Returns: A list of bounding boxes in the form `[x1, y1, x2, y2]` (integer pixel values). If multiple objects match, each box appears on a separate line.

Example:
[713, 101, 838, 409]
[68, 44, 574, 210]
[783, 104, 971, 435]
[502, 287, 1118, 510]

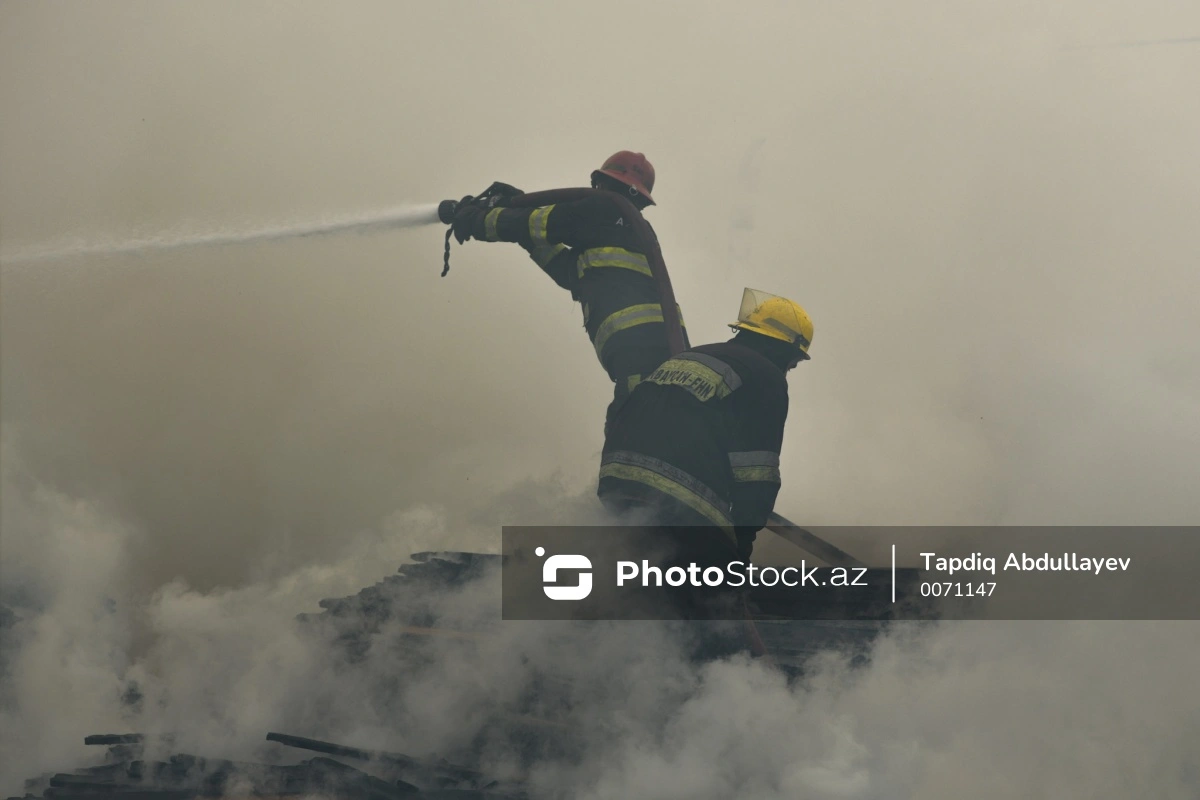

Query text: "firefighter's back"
[597, 340, 787, 535]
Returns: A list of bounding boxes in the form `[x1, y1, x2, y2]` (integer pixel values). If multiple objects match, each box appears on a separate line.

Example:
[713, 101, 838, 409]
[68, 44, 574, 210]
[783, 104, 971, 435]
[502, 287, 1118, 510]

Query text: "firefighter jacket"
[597, 340, 788, 549]
[468, 194, 689, 404]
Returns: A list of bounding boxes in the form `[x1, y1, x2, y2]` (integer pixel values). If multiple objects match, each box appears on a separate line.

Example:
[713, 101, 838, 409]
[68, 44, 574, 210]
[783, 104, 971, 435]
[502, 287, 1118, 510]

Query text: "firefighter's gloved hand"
[735, 527, 758, 562]
[451, 202, 486, 244]
[483, 181, 523, 202]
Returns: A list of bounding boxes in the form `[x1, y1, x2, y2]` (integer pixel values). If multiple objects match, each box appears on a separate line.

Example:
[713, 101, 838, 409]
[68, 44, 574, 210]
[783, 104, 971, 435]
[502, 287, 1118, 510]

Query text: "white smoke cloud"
[5, 436, 1199, 796]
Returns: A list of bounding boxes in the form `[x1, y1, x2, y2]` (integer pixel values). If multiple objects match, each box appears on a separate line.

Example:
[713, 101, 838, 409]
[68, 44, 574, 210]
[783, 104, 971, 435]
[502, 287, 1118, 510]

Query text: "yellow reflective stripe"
[530, 243, 568, 267]
[576, 247, 653, 279]
[626, 374, 643, 393]
[529, 205, 554, 246]
[732, 466, 781, 483]
[484, 208, 504, 241]
[599, 463, 735, 538]
[593, 304, 664, 359]
[645, 355, 737, 402]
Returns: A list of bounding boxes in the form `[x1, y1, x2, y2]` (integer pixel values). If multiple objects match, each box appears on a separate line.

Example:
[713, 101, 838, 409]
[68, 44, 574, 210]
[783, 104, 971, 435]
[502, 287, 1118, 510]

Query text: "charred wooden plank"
[83, 735, 143, 746]
[266, 733, 485, 786]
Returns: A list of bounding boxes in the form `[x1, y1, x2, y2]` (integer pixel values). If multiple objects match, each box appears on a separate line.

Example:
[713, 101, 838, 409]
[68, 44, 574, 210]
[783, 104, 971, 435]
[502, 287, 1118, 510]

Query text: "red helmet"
[591, 151, 656, 205]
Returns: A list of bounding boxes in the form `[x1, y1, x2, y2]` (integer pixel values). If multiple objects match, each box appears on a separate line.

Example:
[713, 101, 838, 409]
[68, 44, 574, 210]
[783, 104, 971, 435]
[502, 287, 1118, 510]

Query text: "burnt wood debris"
[6, 551, 892, 799]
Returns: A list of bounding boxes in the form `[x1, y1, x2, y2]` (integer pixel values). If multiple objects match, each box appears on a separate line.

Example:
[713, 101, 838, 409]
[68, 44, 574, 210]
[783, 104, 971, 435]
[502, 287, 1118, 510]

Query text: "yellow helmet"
[728, 288, 814, 360]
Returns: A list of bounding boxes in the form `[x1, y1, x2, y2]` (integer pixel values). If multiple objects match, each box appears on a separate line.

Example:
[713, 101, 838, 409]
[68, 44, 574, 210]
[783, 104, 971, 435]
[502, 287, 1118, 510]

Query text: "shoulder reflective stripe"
[627, 374, 643, 393]
[529, 205, 555, 246]
[593, 304, 664, 359]
[530, 242, 568, 267]
[484, 208, 504, 241]
[728, 451, 780, 468]
[676, 352, 742, 392]
[645, 355, 736, 403]
[600, 451, 734, 534]
[576, 247, 653, 279]
[732, 466, 782, 483]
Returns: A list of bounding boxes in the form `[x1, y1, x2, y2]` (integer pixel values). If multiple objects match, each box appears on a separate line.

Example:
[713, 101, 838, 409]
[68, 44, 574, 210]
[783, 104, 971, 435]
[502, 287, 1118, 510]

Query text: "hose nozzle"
[437, 198, 461, 225]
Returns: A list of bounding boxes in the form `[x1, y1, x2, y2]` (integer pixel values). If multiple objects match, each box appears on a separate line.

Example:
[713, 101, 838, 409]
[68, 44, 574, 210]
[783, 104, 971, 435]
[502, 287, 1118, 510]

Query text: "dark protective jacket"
[597, 339, 789, 552]
[467, 193, 690, 427]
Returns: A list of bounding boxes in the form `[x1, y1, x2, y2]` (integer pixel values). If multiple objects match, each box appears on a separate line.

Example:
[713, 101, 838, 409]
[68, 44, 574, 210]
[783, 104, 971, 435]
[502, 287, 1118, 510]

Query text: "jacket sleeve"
[470, 197, 597, 250]
[727, 386, 788, 532]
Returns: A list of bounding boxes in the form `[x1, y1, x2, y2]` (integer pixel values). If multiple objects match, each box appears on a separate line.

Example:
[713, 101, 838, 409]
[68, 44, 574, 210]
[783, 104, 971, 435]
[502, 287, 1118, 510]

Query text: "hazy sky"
[2, 3, 1199, 794]
[4, 1, 1197, 588]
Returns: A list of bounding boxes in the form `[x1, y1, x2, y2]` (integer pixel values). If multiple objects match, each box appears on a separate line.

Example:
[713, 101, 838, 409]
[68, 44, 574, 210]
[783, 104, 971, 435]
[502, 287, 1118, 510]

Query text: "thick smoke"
[3, 1, 1200, 796]
[6, 452, 1199, 796]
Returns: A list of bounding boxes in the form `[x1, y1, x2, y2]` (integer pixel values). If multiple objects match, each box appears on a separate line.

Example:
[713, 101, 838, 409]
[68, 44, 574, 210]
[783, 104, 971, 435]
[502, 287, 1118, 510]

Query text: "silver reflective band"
[728, 451, 780, 468]
[676, 352, 742, 392]
[601, 450, 732, 519]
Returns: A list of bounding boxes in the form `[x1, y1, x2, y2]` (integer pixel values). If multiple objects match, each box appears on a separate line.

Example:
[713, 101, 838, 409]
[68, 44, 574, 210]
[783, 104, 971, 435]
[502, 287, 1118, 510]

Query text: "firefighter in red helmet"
[451, 151, 688, 435]
[591, 150, 657, 207]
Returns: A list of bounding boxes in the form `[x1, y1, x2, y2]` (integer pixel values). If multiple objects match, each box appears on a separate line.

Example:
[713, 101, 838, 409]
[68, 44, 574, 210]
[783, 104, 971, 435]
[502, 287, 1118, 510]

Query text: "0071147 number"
[920, 582, 996, 597]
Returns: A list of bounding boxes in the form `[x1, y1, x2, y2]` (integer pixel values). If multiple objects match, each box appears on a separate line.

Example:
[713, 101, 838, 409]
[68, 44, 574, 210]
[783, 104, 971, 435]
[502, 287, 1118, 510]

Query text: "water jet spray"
[0, 204, 444, 267]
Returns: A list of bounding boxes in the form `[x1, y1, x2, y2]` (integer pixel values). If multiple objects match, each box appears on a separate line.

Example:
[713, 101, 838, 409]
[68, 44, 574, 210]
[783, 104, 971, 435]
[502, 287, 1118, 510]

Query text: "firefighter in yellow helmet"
[598, 288, 813, 581]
